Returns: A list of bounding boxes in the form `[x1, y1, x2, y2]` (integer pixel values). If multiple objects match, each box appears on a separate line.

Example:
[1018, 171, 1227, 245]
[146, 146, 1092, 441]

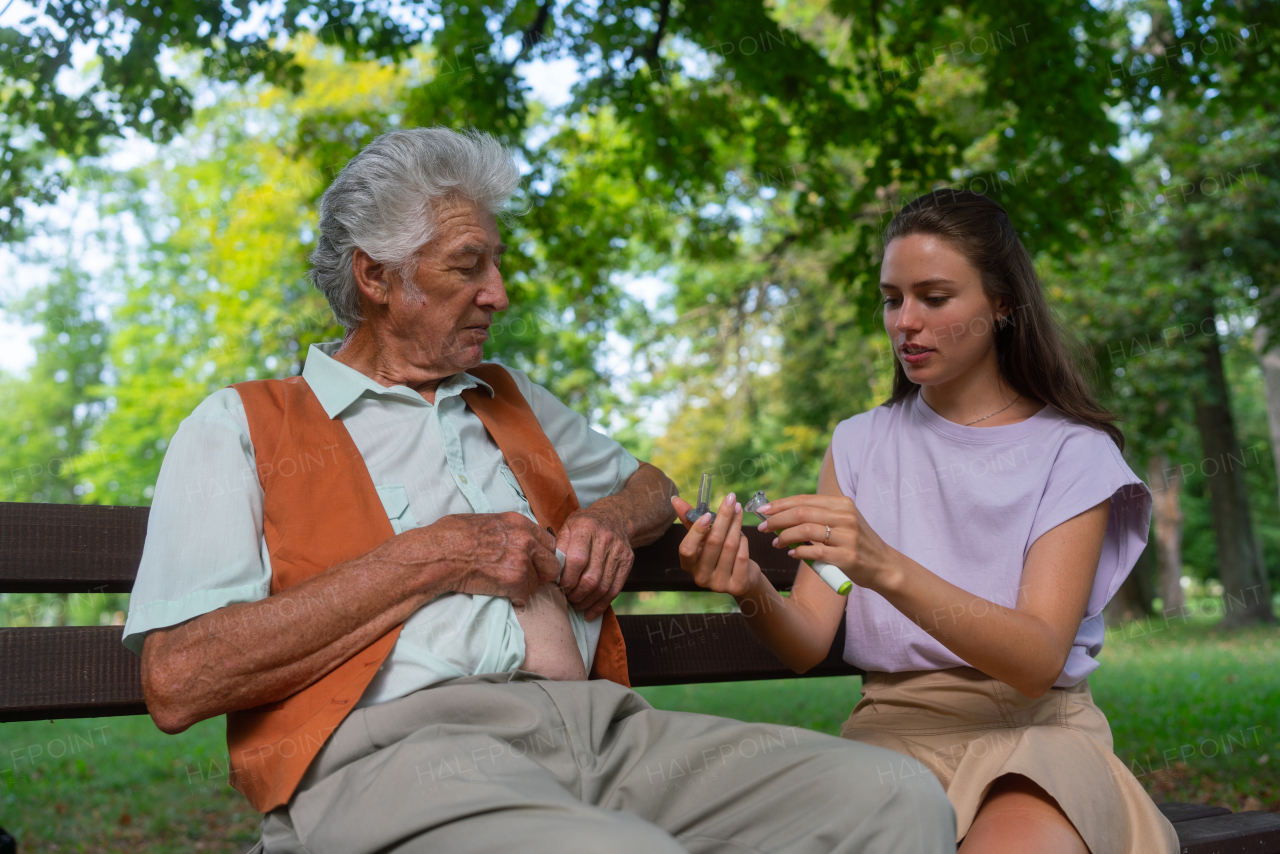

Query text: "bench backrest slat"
[0, 617, 861, 720]
[0, 502, 803, 594]
[619, 613, 860, 685]
[0, 627, 147, 722]
[0, 503, 147, 593]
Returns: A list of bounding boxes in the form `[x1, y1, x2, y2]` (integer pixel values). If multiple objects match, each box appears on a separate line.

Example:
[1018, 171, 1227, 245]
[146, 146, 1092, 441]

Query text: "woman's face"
[879, 233, 1005, 387]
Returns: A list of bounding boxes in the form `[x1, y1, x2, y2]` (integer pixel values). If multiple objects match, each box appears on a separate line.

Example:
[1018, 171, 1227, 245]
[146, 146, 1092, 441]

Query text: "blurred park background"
[1, 0, 1278, 849]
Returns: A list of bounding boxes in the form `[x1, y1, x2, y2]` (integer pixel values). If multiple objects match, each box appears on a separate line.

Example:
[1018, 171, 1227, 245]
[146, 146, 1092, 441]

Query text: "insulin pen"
[744, 491, 853, 596]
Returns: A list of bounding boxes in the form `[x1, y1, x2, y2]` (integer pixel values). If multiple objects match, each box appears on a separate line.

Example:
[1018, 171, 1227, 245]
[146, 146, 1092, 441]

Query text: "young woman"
[671, 190, 1178, 854]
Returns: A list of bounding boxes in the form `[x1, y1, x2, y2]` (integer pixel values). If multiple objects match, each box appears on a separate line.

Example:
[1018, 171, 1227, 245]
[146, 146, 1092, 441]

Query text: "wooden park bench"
[2, 500, 1278, 853]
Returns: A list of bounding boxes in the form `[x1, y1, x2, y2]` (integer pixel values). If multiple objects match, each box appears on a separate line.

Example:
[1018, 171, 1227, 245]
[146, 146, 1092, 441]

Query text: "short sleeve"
[1026, 427, 1152, 620]
[830, 414, 871, 502]
[503, 367, 640, 507]
[121, 388, 273, 655]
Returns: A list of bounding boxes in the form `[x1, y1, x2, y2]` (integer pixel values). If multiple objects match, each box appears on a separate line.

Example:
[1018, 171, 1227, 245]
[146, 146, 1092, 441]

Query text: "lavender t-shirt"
[831, 388, 1151, 687]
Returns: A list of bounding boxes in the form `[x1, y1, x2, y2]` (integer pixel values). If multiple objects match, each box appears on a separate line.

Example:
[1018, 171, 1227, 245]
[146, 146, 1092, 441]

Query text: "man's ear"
[352, 248, 392, 306]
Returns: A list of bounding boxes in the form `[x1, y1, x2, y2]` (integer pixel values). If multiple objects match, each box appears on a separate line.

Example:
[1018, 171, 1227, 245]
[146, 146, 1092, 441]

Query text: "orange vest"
[225, 363, 629, 813]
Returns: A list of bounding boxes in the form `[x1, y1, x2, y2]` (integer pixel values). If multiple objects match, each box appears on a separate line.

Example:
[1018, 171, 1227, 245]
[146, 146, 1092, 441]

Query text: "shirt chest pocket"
[497, 465, 535, 516]
[377, 485, 419, 535]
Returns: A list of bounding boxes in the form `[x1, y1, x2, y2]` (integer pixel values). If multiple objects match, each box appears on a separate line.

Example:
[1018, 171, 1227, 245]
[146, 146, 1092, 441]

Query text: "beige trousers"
[840, 668, 1179, 854]
[248, 671, 956, 854]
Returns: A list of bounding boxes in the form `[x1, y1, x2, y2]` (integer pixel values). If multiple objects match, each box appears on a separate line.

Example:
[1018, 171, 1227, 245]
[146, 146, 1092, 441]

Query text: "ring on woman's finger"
[823, 525, 831, 545]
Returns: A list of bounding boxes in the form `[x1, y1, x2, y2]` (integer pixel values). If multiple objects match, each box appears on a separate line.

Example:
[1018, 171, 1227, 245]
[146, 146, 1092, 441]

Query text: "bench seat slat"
[1173, 811, 1280, 853]
[1159, 803, 1234, 823]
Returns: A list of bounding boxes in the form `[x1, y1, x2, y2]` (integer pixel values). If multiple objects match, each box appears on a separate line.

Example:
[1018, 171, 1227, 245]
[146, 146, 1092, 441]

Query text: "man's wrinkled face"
[386, 196, 509, 374]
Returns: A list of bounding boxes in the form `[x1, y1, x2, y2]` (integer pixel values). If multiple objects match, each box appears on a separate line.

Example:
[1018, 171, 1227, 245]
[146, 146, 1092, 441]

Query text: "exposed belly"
[513, 582, 588, 681]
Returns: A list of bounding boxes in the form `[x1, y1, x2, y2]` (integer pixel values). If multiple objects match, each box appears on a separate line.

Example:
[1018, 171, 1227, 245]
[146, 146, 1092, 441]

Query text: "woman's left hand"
[754, 494, 900, 591]
[669, 493, 762, 598]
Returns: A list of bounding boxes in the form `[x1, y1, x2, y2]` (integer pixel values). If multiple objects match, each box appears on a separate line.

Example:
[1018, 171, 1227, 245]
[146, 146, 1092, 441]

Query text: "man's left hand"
[556, 506, 634, 621]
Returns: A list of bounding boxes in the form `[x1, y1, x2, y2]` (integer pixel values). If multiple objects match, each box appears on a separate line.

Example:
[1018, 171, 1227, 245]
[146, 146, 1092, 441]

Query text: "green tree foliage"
[5, 1, 1136, 454]
[1049, 6, 1280, 620]
[0, 261, 108, 504]
[631, 0, 1129, 496]
[1053, 103, 1277, 471]
[72, 41, 653, 500]
[0, 258, 130, 626]
[7, 0, 1128, 267]
[77, 48, 405, 503]
[3, 0, 1277, 625]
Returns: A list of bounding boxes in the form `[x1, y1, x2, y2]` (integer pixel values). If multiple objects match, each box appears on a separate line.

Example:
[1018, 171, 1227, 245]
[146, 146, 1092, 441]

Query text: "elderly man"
[124, 127, 954, 853]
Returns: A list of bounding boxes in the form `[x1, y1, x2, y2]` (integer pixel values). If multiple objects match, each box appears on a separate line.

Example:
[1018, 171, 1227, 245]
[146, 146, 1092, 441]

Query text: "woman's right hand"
[670, 493, 762, 597]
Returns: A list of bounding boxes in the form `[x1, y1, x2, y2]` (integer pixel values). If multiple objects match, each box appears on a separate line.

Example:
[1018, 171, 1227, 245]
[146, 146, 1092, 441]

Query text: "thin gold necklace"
[965, 394, 1021, 426]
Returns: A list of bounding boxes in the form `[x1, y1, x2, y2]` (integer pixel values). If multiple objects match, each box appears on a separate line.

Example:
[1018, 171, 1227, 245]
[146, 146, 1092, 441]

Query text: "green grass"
[1090, 621, 1279, 811]
[1, 715, 258, 853]
[3, 621, 1276, 851]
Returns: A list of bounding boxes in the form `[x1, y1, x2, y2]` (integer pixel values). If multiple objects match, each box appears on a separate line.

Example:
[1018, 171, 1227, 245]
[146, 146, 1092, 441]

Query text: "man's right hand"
[382, 511, 562, 606]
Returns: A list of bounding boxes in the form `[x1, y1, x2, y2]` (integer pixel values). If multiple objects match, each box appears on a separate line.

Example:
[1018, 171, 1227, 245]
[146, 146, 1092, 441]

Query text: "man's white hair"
[309, 127, 521, 331]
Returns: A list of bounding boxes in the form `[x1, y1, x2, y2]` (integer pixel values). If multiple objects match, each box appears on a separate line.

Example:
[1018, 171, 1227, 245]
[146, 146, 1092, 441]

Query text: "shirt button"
[459, 475, 469, 483]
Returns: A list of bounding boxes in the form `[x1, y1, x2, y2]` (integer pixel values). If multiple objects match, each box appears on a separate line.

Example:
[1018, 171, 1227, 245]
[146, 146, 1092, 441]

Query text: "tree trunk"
[1255, 325, 1280, 512]
[1147, 455, 1185, 616]
[1192, 304, 1274, 626]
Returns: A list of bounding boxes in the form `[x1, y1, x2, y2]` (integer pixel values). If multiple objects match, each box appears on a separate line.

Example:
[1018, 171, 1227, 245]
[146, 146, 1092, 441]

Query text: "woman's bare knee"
[958, 774, 1088, 854]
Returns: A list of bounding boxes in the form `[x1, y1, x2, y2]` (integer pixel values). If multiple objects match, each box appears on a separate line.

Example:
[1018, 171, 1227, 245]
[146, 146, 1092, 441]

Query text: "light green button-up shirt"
[123, 343, 640, 708]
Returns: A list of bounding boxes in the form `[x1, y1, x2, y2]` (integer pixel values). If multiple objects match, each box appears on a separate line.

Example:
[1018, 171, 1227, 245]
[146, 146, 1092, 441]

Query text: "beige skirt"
[839, 667, 1178, 854]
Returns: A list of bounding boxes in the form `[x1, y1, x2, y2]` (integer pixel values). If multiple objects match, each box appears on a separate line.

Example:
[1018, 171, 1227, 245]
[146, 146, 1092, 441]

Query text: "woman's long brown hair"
[880, 189, 1125, 450]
